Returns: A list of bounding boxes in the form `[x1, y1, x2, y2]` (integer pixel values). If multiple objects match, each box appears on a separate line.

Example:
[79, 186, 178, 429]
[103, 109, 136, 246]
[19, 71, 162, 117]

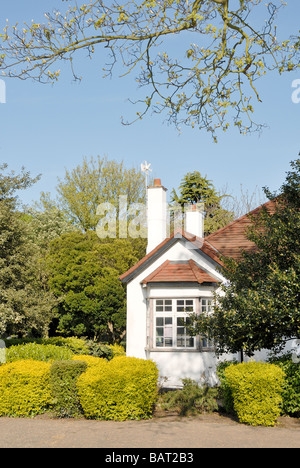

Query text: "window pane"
[177, 327, 185, 335]
[165, 317, 172, 325]
[177, 300, 184, 306]
[156, 317, 163, 326]
[156, 300, 163, 306]
[186, 337, 194, 347]
[177, 337, 185, 347]
[156, 327, 163, 337]
[156, 306, 163, 312]
[165, 338, 173, 347]
[165, 300, 172, 306]
[156, 337, 164, 347]
[177, 317, 185, 326]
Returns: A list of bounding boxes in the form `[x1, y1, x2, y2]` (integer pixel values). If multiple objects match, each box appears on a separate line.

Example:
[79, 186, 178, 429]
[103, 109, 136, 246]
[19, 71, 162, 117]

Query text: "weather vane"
[141, 161, 152, 194]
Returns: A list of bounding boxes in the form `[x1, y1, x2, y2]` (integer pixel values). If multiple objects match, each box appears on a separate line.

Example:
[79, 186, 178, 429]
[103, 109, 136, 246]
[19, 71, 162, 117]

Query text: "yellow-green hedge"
[224, 361, 285, 426]
[0, 360, 52, 417]
[77, 356, 159, 421]
[72, 354, 105, 367]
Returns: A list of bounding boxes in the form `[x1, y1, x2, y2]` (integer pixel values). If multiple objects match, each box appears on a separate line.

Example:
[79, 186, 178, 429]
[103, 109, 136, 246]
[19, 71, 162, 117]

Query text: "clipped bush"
[46, 337, 90, 355]
[224, 361, 285, 426]
[269, 353, 300, 417]
[50, 360, 88, 418]
[6, 342, 73, 363]
[0, 360, 52, 417]
[4, 337, 89, 354]
[72, 354, 105, 368]
[108, 344, 126, 357]
[159, 379, 218, 416]
[77, 356, 159, 421]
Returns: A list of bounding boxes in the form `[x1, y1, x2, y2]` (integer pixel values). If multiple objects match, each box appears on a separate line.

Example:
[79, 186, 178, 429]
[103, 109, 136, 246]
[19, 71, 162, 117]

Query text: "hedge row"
[0, 356, 158, 420]
[4, 338, 126, 361]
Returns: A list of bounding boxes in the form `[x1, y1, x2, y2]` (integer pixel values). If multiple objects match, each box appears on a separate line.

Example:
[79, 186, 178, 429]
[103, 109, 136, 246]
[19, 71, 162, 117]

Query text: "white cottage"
[120, 179, 276, 387]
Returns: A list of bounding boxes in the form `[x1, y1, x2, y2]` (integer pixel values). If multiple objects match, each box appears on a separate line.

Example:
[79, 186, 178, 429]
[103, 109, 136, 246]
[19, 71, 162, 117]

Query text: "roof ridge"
[205, 199, 275, 240]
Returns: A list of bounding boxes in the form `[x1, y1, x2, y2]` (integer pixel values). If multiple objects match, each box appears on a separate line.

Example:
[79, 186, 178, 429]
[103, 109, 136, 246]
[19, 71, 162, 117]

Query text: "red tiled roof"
[205, 200, 277, 260]
[119, 230, 223, 283]
[142, 259, 219, 284]
[119, 199, 277, 283]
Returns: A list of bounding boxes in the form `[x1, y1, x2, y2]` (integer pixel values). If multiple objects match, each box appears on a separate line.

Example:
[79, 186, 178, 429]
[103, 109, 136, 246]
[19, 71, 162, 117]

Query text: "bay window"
[153, 298, 214, 350]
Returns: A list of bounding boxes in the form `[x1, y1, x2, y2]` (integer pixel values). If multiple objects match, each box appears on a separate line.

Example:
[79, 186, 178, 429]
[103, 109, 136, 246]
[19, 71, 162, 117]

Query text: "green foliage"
[47, 230, 140, 341]
[77, 356, 159, 421]
[224, 361, 285, 426]
[25, 191, 76, 251]
[4, 337, 90, 354]
[72, 355, 105, 367]
[0, 164, 56, 337]
[193, 159, 300, 356]
[84, 341, 114, 360]
[50, 360, 88, 418]
[269, 353, 300, 417]
[57, 155, 145, 232]
[171, 171, 234, 235]
[0, 360, 52, 417]
[108, 343, 126, 357]
[45, 337, 90, 355]
[216, 360, 239, 414]
[6, 342, 73, 363]
[158, 379, 218, 416]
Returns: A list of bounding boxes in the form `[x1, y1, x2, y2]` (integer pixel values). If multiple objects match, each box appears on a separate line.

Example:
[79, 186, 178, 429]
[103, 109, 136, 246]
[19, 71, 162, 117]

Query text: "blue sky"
[0, 0, 299, 207]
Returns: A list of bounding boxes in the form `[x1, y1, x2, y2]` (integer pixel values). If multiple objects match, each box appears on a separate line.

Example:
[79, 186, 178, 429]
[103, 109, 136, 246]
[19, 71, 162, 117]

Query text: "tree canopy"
[1, 0, 299, 140]
[0, 164, 56, 337]
[171, 170, 234, 235]
[47, 231, 141, 342]
[191, 158, 300, 356]
[57, 155, 146, 232]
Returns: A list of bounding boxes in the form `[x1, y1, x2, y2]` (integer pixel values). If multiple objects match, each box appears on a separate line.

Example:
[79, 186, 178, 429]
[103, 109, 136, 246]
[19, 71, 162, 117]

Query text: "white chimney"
[146, 179, 168, 254]
[185, 204, 204, 238]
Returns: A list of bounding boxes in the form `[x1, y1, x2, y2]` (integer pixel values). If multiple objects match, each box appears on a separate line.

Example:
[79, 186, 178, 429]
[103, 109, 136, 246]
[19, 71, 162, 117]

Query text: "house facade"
[120, 179, 283, 387]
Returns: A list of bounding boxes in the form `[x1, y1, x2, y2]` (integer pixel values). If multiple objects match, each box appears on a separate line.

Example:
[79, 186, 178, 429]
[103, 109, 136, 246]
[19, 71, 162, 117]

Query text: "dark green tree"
[47, 231, 141, 342]
[171, 171, 234, 235]
[191, 159, 300, 356]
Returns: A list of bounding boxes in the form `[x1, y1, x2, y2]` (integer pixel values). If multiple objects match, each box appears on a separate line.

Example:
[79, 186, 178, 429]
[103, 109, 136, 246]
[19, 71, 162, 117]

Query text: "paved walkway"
[0, 414, 299, 448]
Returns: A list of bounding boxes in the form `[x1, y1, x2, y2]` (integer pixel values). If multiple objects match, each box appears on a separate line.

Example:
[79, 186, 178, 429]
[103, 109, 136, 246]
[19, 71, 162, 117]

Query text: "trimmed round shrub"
[6, 342, 73, 363]
[50, 360, 88, 418]
[0, 360, 52, 417]
[77, 356, 159, 421]
[224, 361, 285, 426]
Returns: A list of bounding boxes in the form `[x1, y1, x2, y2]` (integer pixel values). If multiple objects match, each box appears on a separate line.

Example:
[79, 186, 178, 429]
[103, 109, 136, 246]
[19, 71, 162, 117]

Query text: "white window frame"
[152, 297, 214, 351]
[153, 298, 196, 350]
